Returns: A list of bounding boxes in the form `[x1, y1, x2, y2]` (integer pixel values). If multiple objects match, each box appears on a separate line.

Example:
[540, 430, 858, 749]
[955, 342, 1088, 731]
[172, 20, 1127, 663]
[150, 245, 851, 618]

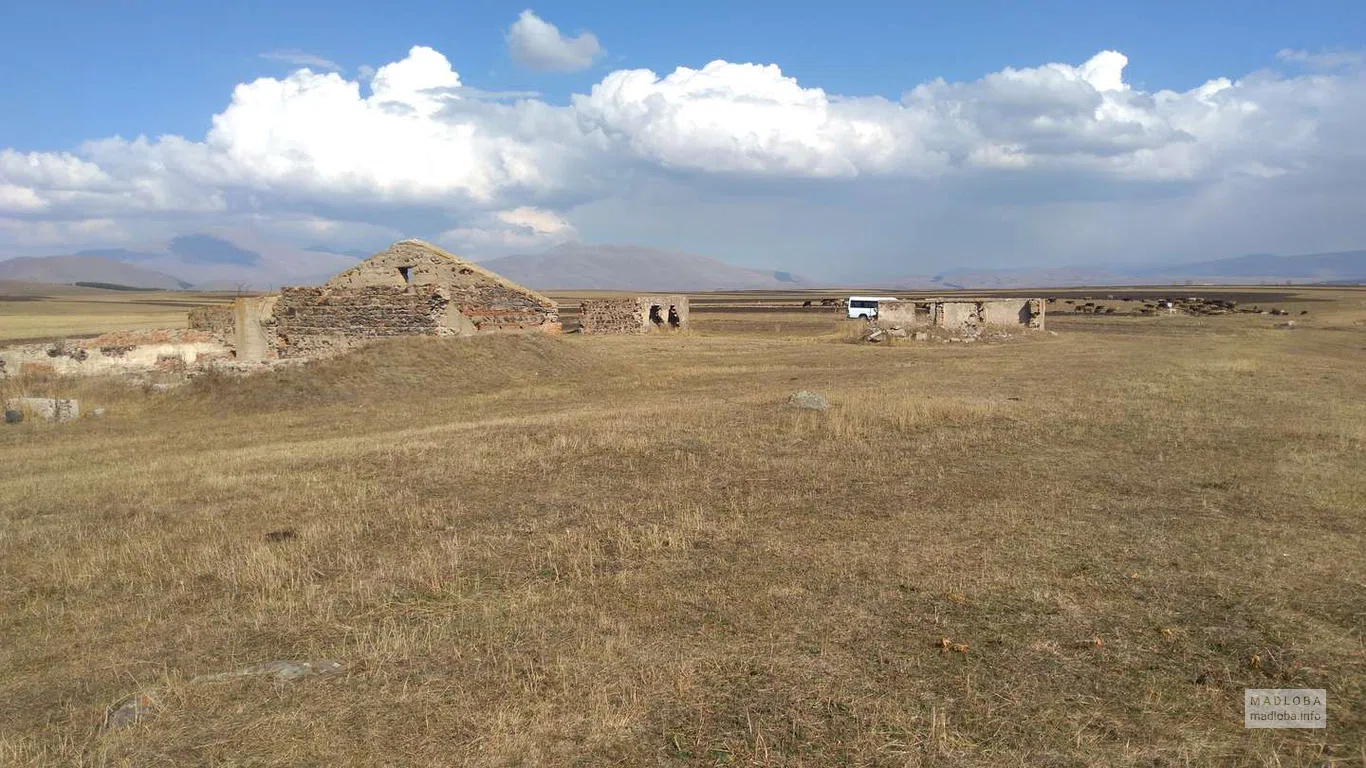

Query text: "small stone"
[92, 407, 107, 417]
[787, 391, 829, 412]
[4, 397, 79, 423]
[105, 691, 159, 730]
[4, 409, 21, 424]
[190, 659, 345, 684]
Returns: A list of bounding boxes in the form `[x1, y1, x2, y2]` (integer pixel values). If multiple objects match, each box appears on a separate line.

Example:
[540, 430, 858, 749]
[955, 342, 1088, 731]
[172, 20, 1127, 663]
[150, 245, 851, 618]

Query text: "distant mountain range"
[0, 255, 190, 290]
[480, 243, 807, 291]
[2, 233, 1364, 292]
[892, 250, 1366, 290]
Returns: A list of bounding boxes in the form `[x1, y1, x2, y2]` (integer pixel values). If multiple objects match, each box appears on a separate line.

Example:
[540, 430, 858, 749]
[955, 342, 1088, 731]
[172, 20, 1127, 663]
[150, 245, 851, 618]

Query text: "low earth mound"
[180, 334, 602, 414]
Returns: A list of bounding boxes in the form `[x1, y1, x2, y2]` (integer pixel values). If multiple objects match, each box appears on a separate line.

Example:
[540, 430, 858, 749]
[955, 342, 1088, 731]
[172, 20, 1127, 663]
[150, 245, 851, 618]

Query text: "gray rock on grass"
[788, 391, 829, 411]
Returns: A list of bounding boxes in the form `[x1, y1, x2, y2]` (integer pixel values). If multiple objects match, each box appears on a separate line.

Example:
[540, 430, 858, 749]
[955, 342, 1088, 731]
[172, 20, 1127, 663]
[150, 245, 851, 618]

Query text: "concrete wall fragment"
[936, 302, 981, 331]
[233, 296, 279, 362]
[876, 301, 932, 327]
[873, 297, 1045, 337]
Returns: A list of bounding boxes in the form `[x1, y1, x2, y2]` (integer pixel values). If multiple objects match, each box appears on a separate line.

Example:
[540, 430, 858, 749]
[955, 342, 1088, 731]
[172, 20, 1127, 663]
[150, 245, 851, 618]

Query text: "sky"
[1, 0, 1364, 280]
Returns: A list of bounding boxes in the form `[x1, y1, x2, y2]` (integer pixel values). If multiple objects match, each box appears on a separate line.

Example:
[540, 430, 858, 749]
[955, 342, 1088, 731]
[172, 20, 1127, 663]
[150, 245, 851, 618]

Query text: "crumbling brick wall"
[187, 305, 235, 341]
[446, 281, 562, 332]
[579, 295, 690, 334]
[272, 285, 450, 359]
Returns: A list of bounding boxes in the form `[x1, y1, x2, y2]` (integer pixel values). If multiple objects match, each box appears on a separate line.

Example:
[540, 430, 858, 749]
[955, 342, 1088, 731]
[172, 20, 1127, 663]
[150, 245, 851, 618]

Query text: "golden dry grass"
[0, 282, 234, 342]
[1, 290, 1365, 766]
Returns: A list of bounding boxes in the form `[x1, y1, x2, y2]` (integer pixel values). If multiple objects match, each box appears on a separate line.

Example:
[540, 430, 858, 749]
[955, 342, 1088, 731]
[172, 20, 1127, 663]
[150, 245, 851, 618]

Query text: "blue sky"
[1, 1, 1364, 279]
[4, 0, 1360, 149]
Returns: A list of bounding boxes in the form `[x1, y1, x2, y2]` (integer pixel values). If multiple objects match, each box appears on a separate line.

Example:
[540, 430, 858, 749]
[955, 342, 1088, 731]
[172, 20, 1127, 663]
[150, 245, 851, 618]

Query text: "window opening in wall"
[667, 305, 681, 327]
[649, 305, 664, 325]
[398, 266, 412, 284]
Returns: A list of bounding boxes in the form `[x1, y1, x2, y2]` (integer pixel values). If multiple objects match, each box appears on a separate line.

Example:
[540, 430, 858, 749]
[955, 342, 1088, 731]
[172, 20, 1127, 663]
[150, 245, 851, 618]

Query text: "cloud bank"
[2, 43, 1363, 277]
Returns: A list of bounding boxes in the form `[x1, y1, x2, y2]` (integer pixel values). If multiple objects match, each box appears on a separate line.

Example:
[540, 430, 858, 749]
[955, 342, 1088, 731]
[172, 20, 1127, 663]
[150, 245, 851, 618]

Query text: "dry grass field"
[0, 281, 233, 343]
[2, 286, 1365, 765]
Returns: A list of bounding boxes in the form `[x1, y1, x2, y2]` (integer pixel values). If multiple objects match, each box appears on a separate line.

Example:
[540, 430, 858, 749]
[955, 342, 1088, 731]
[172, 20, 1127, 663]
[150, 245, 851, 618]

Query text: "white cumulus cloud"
[441, 206, 577, 253]
[0, 44, 1363, 272]
[506, 10, 604, 73]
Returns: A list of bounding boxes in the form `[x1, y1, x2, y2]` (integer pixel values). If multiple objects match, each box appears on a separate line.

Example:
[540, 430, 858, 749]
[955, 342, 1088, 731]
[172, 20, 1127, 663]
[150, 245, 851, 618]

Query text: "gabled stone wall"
[324, 240, 559, 333]
[214, 240, 563, 360]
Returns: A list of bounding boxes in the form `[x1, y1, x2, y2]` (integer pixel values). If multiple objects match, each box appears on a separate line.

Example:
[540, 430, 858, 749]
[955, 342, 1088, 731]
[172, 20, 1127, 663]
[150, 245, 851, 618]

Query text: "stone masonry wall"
[272, 285, 449, 359]
[580, 299, 646, 334]
[187, 305, 235, 341]
[447, 280, 561, 332]
[579, 295, 689, 335]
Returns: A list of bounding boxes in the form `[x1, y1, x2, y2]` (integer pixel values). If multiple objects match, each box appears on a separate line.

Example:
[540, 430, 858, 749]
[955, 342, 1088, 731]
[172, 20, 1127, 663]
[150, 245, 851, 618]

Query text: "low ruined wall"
[580, 299, 645, 334]
[875, 298, 1044, 336]
[977, 299, 1044, 329]
[936, 302, 982, 331]
[877, 301, 932, 327]
[580, 295, 689, 335]
[0, 329, 230, 378]
[187, 305, 235, 341]
[272, 286, 449, 359]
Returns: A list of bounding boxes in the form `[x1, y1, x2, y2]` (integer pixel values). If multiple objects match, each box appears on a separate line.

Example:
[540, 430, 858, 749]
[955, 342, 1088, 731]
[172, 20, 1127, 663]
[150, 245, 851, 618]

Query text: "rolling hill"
[890, 249, 1366, 290]
[479, 243, 808, 291]
[0, 255, 190, 290]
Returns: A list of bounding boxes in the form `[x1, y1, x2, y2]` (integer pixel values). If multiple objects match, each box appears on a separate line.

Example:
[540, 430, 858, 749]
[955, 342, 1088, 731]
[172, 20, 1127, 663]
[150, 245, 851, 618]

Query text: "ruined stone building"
[190, 240, 560, 361]
[578, 295, 690, 334]
[876, 298, 1045, 333]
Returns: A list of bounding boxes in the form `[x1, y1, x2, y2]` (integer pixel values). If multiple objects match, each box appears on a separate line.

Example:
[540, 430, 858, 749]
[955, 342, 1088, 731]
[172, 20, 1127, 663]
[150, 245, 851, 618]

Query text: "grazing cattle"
[802, 300, 812, 308]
